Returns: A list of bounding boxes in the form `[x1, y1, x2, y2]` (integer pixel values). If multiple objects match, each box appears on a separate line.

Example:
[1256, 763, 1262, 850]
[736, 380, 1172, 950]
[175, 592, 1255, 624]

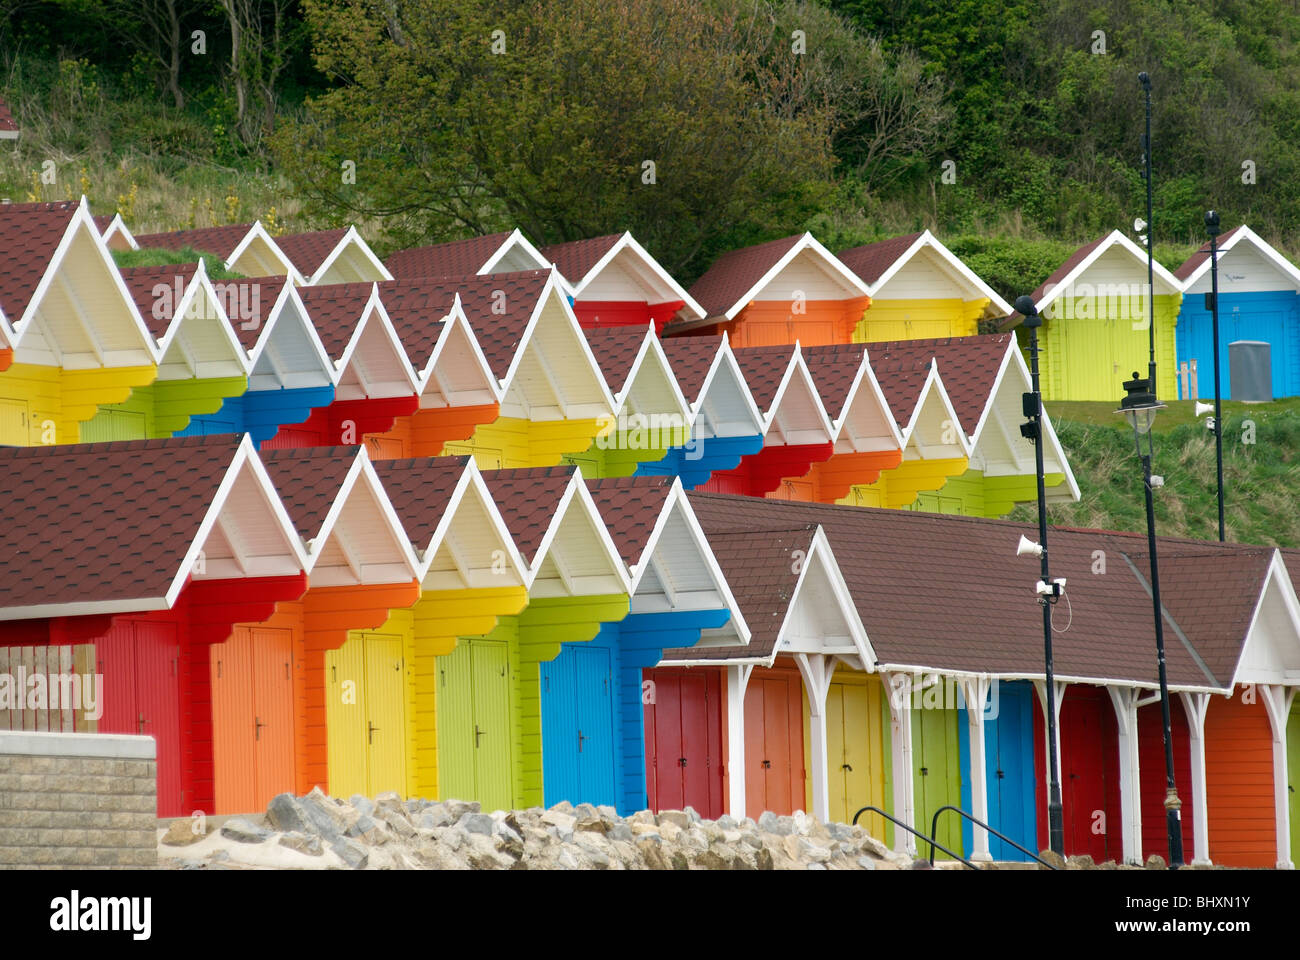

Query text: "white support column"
[959, 676, 992, 862]
[1107, 687, 1143, 865]
[725, 663, 753, 820]
[1259, 684, 1297, 870]
[794, 654, 833, 824]
[883, 671, 916, 856]
[1178, 691, 1212, 866]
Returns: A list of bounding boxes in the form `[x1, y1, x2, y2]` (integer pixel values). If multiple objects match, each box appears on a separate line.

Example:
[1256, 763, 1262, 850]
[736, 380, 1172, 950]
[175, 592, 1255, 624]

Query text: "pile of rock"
[159, 788, 912, 870]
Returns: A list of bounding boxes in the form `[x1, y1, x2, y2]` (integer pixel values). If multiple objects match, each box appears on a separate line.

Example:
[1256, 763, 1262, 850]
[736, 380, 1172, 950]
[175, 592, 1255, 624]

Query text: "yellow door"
[0, 397, 28, 445]
[363, 633, 407, 796]
[326, 637, 368, 797]
[828, 675, 888, 842]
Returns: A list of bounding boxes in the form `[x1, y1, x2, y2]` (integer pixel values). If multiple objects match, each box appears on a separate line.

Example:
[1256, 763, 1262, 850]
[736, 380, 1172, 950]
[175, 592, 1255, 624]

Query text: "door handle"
[761, 759, 771, 769]
[368, 720, 378, 745]
[137, 712, 145, 735]
[678, 757, 687, 768]
[841, 763, 852, 771]
[578, 730, 585, 753]
[255, 716, 265, 741]
[474, 724, 484, 748]
[996, 769, 1005, 780]
[919, 767, 928, 777]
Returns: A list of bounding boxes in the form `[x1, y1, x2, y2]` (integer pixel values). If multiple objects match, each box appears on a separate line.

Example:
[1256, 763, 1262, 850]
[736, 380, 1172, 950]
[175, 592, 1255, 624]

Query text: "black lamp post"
[1139, 72, 1158, 399]
[1116, 372, 1185, 868]
[1206, 210, 1226, 542]
[1014, 294, 1065, 859]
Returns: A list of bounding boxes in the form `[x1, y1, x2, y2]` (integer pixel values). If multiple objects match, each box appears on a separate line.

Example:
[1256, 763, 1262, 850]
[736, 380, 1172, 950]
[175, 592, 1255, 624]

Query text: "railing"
[851, 805, 979, 870]
[927, 805, 1058, 869]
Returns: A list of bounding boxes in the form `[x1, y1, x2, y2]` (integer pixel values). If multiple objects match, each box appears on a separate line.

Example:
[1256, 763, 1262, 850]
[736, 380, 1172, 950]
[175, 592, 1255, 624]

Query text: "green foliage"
[112, 246, 245, 280]
[1011, 407, 1300, 547]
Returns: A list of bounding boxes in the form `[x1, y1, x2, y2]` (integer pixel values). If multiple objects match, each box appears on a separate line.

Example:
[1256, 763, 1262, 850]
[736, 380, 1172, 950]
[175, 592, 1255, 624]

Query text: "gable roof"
[259, 444, 361, 541]
[0, 435, 304, 617]
[1173, 224, 1300, 291]
[385, 229, 551, 281]
[584, 325, 649, 396]
[680, 494, 1286, 689]
[118, 261, 201, 340]
[585, 475, 677, 568]
[541, 232, 705, 318]
[866, 335, 1012, 436]
[481, 466, 577, 565]
[541, 234, 622, 286]
[276, 228, 348, 277]
[0, 200, 80, 323]
[839, 230, 1013, 315]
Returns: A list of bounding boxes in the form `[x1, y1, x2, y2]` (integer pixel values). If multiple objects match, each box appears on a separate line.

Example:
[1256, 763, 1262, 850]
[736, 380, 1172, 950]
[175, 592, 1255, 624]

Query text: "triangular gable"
[666, 334, 764, 439]
[285, 447, 420, 586]
[490, 270, 615, 421]
[1228, 550, 1300, 686]
[1036, 229, 1181, 316]
[302, 225, 394, 285]
[481, 228, 554, 279]
[720, 233, 870, 321]
[225, 221, 302, 284]
[803, 345, 902, 454]
[301, 282, 420, 399]
[10, 197, 157, 368]
[142, 260, 250, 381]
[900, 361, 972, 459]
[620, 479, 750, 642]
[414, 298, 499, 408]
[605, 325, 691, 422]
[773, 527, 873, 665]
[244, 281, 336, 391]
[555, 232, 705, 319]
[751, 345, 835, 446]
[1178, 224, 1300, 295]
[862, 230, 1013, 316]
[99, 213, 139, 252]
[968, 342, 1080, 500]
[529, 470, 630, 599]
[413, 459, 529, 590]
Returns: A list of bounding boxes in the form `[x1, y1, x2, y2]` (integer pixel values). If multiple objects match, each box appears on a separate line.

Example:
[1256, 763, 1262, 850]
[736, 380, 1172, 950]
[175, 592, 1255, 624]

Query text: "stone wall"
[0, 730, 156, 869]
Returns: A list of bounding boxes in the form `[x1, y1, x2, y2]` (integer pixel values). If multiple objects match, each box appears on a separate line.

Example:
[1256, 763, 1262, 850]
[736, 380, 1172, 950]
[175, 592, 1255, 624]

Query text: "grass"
[111, 247, 245, 280]
[1012, 406, 1300, 547]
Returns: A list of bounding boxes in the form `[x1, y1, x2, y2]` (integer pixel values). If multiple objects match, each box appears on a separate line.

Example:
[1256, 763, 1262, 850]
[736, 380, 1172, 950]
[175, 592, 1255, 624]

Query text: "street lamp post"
[1206, 210, 1226, 542]
[1116, 372, 1185, 868]
[1014, 294, 1065, 859]
[1139, 72, 1158, 399]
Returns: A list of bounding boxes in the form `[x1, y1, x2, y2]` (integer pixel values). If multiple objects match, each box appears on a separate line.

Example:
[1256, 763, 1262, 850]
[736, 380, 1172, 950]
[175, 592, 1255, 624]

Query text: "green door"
[437, 639, 513, 811]
[912, 705, 962, 858]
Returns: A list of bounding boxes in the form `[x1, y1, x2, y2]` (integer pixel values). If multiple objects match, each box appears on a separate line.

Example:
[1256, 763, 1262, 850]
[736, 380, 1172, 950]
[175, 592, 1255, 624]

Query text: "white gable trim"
[868, 230, 1013, 315]
[226, 221, 303, 285]
[567, 232, 705, 319]
[1178, 224, 1300, 292]
[481, 228, 555, 280]
[1037, 229, 1181, 313]
[722, 233, 872, 321]
[1228, 550, 1300, 687]
[330, 283, 421, 394]
[416, 295, 501, 405]
[154, 258, 252, 378]
[413, 458, 529, 589]
[761, 343, 835, 444]
[530, 469, 631, 595]
[689, 332, 765, 436]
[832, 350, 905, 451]
[308, 225, 394, 285]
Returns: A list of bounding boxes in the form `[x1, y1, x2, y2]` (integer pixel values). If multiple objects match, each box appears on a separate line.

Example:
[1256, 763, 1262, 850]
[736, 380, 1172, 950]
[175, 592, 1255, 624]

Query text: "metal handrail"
[927, 804, 1058, 869]
[851, 805, 979, 870]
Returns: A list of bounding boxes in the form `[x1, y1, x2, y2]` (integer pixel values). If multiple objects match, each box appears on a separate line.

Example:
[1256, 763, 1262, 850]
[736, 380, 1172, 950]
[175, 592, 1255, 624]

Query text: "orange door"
[1205, 689, 1276, 867]
[211, 627, 297, 813]
[744, 670, 804, 816]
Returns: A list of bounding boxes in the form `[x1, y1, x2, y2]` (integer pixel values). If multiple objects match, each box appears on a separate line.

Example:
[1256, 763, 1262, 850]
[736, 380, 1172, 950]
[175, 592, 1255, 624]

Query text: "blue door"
[960, 680, 1037, 860]
[541, 643, 617, 807]
[1176, 292, 1297, 399]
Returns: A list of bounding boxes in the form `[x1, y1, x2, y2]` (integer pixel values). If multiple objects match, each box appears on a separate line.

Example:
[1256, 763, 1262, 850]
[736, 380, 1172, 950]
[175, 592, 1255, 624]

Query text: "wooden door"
[1060, 690, 1113, 862]
[362, 633, 406, 796]
[573, 645, 616, 806]
[642, 667, 724, 818]
[1288, 703, 1299, 865]
[132, 621, 181, 816]
[211, 630, 256, 813]
[469, 640, 512, 812]
[0, 397, 28, 445]
[325, 637, 368, 798]
[251, 627, 295, 807]
[827, 677, 887, 839]
[1205, 690, 1276, 867]
[744, 673, 803, 817]
[81, 408, 146, 442]
[912, 705, 961, 857]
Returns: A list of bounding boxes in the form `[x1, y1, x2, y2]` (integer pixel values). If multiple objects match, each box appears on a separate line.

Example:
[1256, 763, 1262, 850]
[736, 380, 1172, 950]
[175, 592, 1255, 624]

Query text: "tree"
[217, 0, 295, 148]
[275, 0, 933, 276]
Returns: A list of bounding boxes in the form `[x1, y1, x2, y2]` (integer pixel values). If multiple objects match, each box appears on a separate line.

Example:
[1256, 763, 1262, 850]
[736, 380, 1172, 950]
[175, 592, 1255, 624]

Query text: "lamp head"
[1139, 71, 1151, 90]
[1116, 371, 1165, 435]
[1013, 294, 1040, 327]
[1205, 210, 1221, 237]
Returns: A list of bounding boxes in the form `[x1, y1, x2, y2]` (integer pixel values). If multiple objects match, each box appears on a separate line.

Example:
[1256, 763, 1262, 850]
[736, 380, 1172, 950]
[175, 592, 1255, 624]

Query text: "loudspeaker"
[1016, 535, 1043, 558]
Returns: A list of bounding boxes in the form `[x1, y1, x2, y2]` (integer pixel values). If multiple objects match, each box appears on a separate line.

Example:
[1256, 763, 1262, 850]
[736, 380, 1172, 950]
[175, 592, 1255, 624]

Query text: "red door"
[1035, 685, 1120, 862]
[744, 670, 804, 817]
[96, 620, 182, 816]
[643, 667, 724, 818]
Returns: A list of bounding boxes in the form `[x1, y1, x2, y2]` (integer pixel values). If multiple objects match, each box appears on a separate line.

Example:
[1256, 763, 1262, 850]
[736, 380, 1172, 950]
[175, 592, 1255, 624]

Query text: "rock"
[596, 805, 618, 821]
[266, 793, 313, 835]
[1066, 854, 1096, 870]
[459, 813, 496, 836]
[161, 819, 205, 846]
[607, 821, 633, 843]
[300, 787, 356, 840]
[278, 832, 323, 857]
[345, 814, 381, 841]
[630, 823, 660, 837]
[807, 862, 826, 870]
[722, 830, 742, 845]
[420, 805, 452, 830]
[791, 811, 811, 836]
[683, 827, 708, 850]
[211, 849, 230, 862]
[1145, 854, 1167, 870]
[755, 847, 774, 870]
[658, 820, 682, 844]
[220, 817, 271, 843]
[694, 849, 730, 870]
[444, 799, 481, 820]
[330, 837, 369, 869]
[757, 811, 790, 836]
[574, 802, 599, 820]
[630, 810, 657, 826]
[557, 849, 579, 869]
[1038, 849, 1066, 870]
[857, 856, 877, 870]
[637, 836, 669, 870]
[715, 814, 737, 831]
[740, 833, 763, 850]
[541, 809, 576, 833]
[404, 798, 425, 816]
[435, 826, 465, 851]
[493, 820, 523, 845]
[670, 850, 690, 870]
[658, 809, 692, 830]
[575, 817, 608, 834]
[683, 806, 702, 824]
[349, 795, 375, 818]
[909, 858, 934, 870]
[381, 809, 416, 839]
